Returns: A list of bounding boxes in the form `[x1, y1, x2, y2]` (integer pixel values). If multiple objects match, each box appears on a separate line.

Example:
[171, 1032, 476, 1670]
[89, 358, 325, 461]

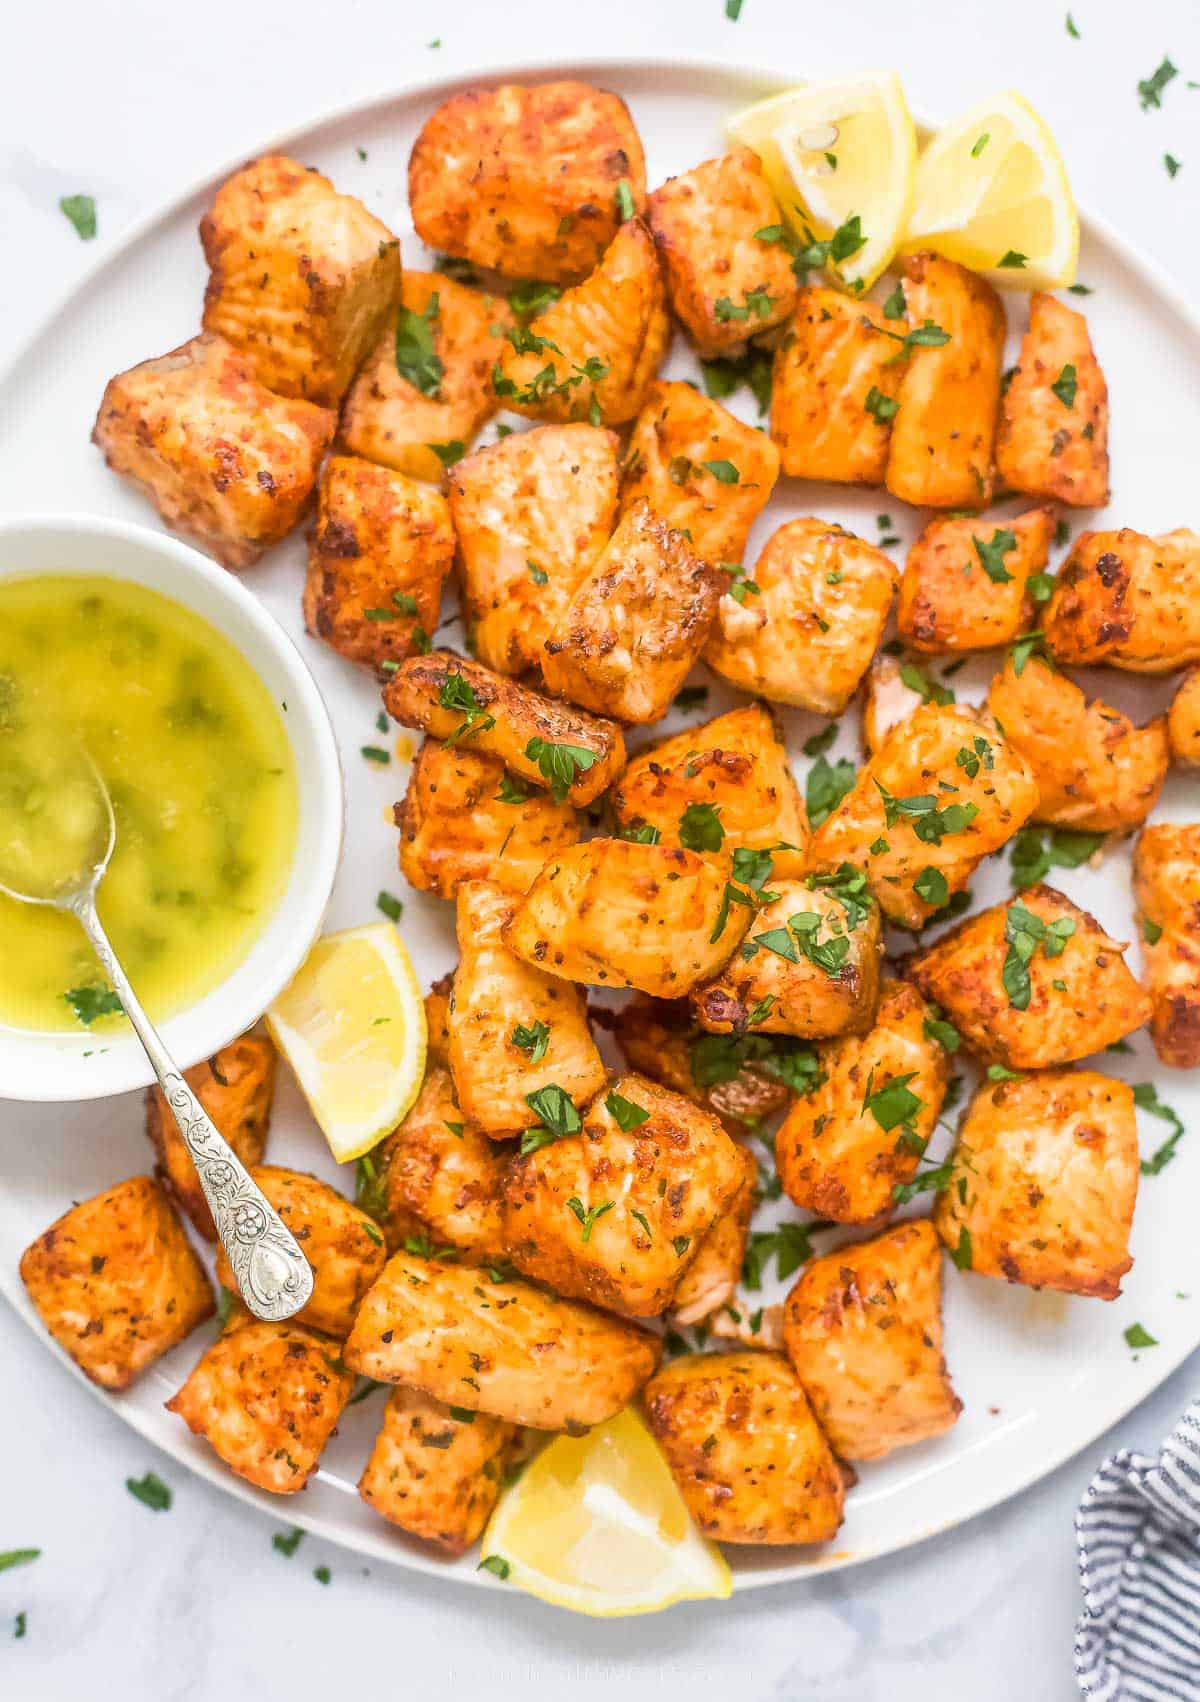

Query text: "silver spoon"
[0, 738, 313, 1323]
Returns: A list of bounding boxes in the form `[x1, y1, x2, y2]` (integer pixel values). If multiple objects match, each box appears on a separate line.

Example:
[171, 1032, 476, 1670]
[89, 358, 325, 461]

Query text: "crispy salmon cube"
[342, 1252, 661, 1428]
[541, 500, 727, 722]
[1133, 823, 1200, 1068]
[370, 1065, 508, 1258]
[903, 882, 1151, 1068]
[408, 80, 647, 284]
[987, 652, 1169, 833]
[358, 1387, 516, 1554]
[20, 1176, 213, 1391]
[897, 506, 1055, 654]
[782, 1219, 960, 1461]
[606, 995, 793, 1135]
[303, 455, 452, 670]
[503, 1072, 746, 1315]
[449, 422, 620, 678]
[447, 880, 606, 1138]
[770, 289, 903, 483]
[808, 704, 1039, 929]
[425, 974, 453, 1068]
[396, 737, 579, 899]
[339, 271, 513, 484]
[382, 649, 625, 807]
[885, 253, 1006, 509]
[213, 1167, 386, 1338]
[775, 979, 953, 1223]
[643, 1351, 845, 1544]
[704, 517, 897, 714]
[610, 703, 808, 876]
[647, 147, 798, 357]
[934, 1070, 1138, 1298]
[1045, 528, 1200, 672]
[200, 154, 401, 407]
[860, 652, 926, 756]
[996, 292, 1109, 507]
[692, 874, 882, 1039]
[92, 333, 334, 570]
[621, 380, 780, 566]
[145, 1033, 275, 1241]
[1169, 669, 1200, 766]
[167, 1317, 354, 1492]
[492, 219, 669, 426]
[503, 839, 753, 997]
[668, 1144, 758, 1326]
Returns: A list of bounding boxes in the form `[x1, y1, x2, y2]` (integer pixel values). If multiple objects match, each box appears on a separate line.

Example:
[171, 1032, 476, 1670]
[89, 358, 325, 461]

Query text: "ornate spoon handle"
[71, 894, 314, 1323]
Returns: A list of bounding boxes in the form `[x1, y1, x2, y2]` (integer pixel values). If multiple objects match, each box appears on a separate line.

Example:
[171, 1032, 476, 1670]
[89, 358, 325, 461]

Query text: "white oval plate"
[0, 54, 1197, 1599]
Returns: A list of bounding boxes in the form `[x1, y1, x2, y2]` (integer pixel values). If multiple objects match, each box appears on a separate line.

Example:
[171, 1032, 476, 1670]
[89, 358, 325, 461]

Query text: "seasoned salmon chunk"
[542, 500, 727, 723]
[621, 381, 780, 567]
[704, 518, 897, 714]
[1169, 669, 1200, 767]
[885, 253, 1005, 509]
[449, 423, 620, 678]
[783, 1220, 961, 1462]
[606, 994, 794, 1136]
[92, 334, 334, 570]
[1045, 528, 1200, 672]
[339, 271, 513, 484]
[409, 80, 647, 284]
[933, 1071, 1138, 1298]
[647, 148, 798, 357]
[359, 1387, 516, 1554]
[668, 1145, 759, 1325]
[492, 219, 669, 426]
[996, 292, 1109, 507]
[20, 1176, 213, 1391]
[770, 289, 904, 484]
[200, 154, 401, 407]
[1133, 823, 1200, 1068]
[303, 455, 453, 670]
[897, 507, 1054, 654]
[382, 650, 624, 807]
[610, 703, 808, 875]
[903, 883, 1150, 1068]
[644, 1352, 845, 1544]
[342, 1252, 661, 1428]
[396, 738, 579, 899]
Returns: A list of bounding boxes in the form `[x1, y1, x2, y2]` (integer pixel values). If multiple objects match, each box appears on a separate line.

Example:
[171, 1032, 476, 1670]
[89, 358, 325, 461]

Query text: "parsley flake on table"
[126, 1471, 172, 1512]
[1137, 57, 1177, 111]
[1124, 1322, 1158, 1350]
[0, 1550, 40, 1574]
[272, 1527, 304, 1557]
[376, 890, 403, 922]
[59, 194, 97, 239]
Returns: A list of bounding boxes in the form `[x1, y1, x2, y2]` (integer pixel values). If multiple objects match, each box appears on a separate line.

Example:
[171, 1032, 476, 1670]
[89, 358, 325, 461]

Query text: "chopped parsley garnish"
[1009, 629, 1052, 676]
[63, 985, 123, 1025]
[863, 1071, 923, 1132]
[355, 1153, 385, 1218]
[806, 862, 872, 930]
[1124, 1323, 1158, 1350]
[882, 282, 906, 319]
[997, 251, 1028, 269]
[1051, 364, 1078, 408]
[507, 280, 561, 319]
[914, 867, 949, 907]
[971, 134, 990, 157]
[1001, 900, 1076, 1009]
[1143, 918, 1163, 945]
[1137, 57, 1177, 111]
[674, 685, 709, 713]
[955, 736, 995, 780]
[272, 1527, 305, 1556]
[987, 1063, 1025, 1082]
[948, 1227, 973, 1270]
[678, 802, 725, 853]
[1166, 153, 1183, 179]
[630, 1209, 654, 1241]
[524, 736, 600, 802]
[567, 1197, 615, 1242]
[619, 822, 662, 845]
[1026, 571, 1057, 604]
[701, 349, 773, 415]
[746, 909, 851, 977]
[874, 780, 978, 844]
[975, 528, 1017, 583]
[1008, 825, 1104, 891]
[478, 1555, 510, 1580]
[395, 295, 443, 396]
[742, 1220, 831, 1289]
[865, 386, 899, 422]
[59, 194, 97, 239]
[703, 459, 740, 484]
[900, 660, 954, 706]
[616, 178, 636, 221]
[0, 1550, 40, 1574]
[714, 289, 775, 323]
[892, 1161, 955, 1204]
[876, 318, 952, 362]
[604, 1090, 650, 1132]
[527, 560, 548, 585]
[724, 560, 760, 604]
[1066, 12, 1080, 36]
[495, 774, 533, 804]
[689, 1030, 822, 1097]
[126, 1471, 172, 1512]
[428, 439, 466, 467]
[438, 672, 495, 746]
[511, 1020, 550, 1064]
[923, 1009, 961, 1052]
[376, 890, 403, 922]
[806, 755, 857, 827]
[725, 0, 743, 16]
[521, 1084, 581, 1153]
[360, 745, 390, 764]
[803, 723, 838, 757]
[1135, 1082, 1187, 1175]
[313, 1567, 332, 1586]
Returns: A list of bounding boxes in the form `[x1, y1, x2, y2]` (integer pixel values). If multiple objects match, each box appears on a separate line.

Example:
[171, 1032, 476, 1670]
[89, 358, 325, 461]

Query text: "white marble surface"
[2, 0, 1199, 1695]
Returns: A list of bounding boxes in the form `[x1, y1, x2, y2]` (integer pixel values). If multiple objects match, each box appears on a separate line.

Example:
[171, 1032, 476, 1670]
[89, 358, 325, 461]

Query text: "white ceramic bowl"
[0, 513, 344, 1102]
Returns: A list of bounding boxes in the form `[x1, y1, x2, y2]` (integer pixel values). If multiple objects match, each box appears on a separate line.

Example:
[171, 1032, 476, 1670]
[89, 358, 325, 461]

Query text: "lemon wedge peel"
[727, 71, 917, 291]
[903, 89, 1078, 290]
[265, 921, 426, 1164]
[481, 1407, 733, 1617]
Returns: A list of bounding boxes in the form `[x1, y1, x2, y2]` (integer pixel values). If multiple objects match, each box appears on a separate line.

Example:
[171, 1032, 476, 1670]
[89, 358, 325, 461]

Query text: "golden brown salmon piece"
[1132, 823, 1200, 1068]
[897, 507, 1054, 654]
[770, 288, 903, 483]
[996, 292, 1109, 507]
[1044, 528, 1200, 672]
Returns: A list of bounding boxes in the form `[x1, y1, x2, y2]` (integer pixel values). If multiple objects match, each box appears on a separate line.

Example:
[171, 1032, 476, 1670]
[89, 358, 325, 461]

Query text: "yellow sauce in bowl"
[0, 575, 298, 1033]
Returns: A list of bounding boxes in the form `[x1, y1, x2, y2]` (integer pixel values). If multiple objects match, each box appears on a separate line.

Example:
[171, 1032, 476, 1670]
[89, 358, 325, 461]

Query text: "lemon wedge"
[903, 90, 1078, 289]
[265, 922, 426, 1163]
[727, 71, 916, 291]
[480, 1407, 731, 1616]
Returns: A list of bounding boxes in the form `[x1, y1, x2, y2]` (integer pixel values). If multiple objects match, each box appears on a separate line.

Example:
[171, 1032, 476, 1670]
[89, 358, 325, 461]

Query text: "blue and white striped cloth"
[1076, 1402, 1200, 1698]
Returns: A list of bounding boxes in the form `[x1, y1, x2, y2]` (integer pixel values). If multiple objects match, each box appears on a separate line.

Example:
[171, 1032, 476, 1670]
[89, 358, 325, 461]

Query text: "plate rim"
[2, 48, 1198, 1603]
